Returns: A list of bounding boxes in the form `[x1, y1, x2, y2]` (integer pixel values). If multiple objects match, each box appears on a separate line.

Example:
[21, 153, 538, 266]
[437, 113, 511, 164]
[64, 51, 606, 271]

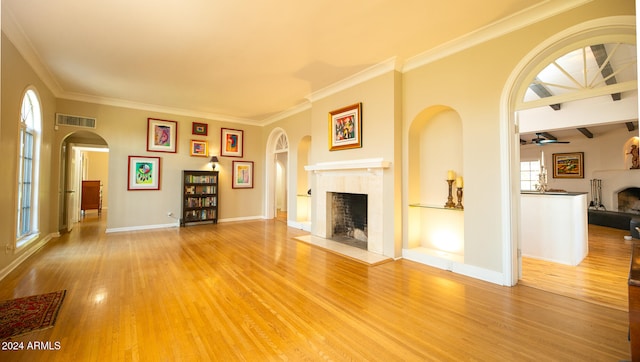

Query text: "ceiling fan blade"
[538, 139, 570, 144]
[529, 133, 569, 145]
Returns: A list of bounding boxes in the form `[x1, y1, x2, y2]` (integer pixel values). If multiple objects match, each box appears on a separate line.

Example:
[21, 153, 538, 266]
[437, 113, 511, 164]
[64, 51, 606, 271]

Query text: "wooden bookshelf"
[181, 170, 218, 226]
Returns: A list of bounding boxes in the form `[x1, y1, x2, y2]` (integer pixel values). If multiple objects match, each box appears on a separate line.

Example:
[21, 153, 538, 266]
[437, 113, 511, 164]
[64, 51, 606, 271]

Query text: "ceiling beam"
[627, 122, 636, 132]
[590, 44, 621, 101]
[517, 80, 636, 111]
[577, 127, 593, 138]
[529, 78, 561, 110]
[539, 132, 556, 140]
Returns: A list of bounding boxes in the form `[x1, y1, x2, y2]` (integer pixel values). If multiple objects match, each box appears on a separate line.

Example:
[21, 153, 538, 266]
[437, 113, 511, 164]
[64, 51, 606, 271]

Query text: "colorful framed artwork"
[221, 128, 244, 157]
[147, 118, 177, 153]
[552, 152, 584, 178]
[190, 140, 208, 157]
[232, 161, 254, 189]
[127, 156, 161, 190]
[328, 103, 362, 151]
[192, 122, 208, 136]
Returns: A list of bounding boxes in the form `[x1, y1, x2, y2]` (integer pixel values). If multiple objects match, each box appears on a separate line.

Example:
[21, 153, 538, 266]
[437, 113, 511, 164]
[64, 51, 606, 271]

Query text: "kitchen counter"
[520, 192, 588, 266]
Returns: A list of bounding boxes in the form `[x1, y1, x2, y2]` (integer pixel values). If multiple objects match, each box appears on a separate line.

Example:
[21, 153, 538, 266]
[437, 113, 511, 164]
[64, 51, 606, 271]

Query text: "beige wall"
[0, 0, 635, 282]
[308, 71, 403, 256]
[403, 0, 635, 273]
[263, 108, 312, 225]
[54, 99, 265, 230]
[0, 32, 58, 275]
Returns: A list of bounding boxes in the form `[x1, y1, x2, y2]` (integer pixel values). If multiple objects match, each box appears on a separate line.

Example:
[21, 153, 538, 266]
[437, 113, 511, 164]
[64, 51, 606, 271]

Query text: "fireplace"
[618, 187, 640, 214]
[329, 192, 368, 249]
[304, 158, 390, 255]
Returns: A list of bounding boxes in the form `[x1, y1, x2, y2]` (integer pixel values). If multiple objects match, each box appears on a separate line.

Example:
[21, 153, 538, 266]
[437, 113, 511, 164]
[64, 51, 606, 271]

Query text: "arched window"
[17, 88, 41, 246]
[275, 132, 288, 153]
[522, 42, 636, 108]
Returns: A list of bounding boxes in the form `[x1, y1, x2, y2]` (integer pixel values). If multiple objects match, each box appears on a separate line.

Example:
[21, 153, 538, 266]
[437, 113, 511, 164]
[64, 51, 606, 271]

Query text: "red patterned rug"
[0, 290, 66, 340]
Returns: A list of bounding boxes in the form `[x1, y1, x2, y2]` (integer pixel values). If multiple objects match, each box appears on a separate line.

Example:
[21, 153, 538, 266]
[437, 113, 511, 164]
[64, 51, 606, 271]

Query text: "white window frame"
[520, 160, 541, 192]
[16, 88, 41, 248]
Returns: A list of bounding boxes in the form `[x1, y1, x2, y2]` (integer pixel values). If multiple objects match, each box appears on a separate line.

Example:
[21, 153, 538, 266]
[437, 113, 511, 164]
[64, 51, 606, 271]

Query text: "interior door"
[64, 144, 78, 231]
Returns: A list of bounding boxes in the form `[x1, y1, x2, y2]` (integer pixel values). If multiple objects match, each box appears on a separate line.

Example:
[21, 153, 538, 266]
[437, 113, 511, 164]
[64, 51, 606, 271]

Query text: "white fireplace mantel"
[304, 158, 390, 172]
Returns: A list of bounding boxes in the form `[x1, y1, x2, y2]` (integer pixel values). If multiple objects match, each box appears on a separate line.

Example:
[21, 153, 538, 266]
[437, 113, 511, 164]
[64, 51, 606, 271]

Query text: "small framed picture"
[329, 103, 362, 151]
[221, 128, 244, 157]
[190, 140, 208, 157]
[232, 161, 254, 189]
[127, 156, 161, 190]
[147, 118, 177, 153]
[553, 152, 584, 178]
[192, 122, 208, 136]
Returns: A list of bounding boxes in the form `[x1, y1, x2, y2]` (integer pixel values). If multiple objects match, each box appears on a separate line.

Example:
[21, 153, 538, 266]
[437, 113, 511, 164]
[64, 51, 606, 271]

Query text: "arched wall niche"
[407, 105, 464, 256]
[408, 105, 463, 205]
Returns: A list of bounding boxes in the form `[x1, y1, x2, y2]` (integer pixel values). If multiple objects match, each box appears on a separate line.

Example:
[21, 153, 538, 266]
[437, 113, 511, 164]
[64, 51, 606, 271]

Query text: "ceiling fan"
[531, 132, 570, 146]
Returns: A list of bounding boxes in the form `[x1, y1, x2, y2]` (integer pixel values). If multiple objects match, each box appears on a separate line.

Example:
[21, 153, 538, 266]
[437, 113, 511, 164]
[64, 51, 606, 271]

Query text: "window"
[520, 160, 541, 191]
[17, 89, 41, 246]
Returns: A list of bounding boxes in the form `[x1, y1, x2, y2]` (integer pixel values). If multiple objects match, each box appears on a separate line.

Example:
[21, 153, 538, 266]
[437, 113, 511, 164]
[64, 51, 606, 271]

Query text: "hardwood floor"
[521, 224, 632, 312]
[0, 216, 631, 361]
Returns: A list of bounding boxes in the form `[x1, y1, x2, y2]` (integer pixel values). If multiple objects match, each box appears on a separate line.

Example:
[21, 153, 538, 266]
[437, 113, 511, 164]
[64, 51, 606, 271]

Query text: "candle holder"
[444, 179, 456, 208]
[455, 187, 464, 209]
[536, 165, 548, 193]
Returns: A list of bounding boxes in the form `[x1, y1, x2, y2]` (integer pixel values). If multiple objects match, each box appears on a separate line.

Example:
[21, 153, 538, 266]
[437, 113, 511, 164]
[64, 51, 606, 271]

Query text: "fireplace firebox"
[329, 192, 368, 249]
[618, 187, 640, 214]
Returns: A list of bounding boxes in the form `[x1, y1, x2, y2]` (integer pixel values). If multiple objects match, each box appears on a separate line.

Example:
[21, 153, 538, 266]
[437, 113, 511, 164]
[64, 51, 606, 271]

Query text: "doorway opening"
[503, 17, 637, 293]
[265, 128, 289, 221]
[59, 131, 109, 233]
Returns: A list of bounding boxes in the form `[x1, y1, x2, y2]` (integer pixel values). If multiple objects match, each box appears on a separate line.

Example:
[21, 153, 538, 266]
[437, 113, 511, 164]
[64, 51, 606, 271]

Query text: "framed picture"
[553, 152, 584, 178]
[328, 103, 362, 151]
[127, 156, 161, 190]
[221, 128, 244, 157]
[232, 161, 254, 189]
[147, 118, 177, 153]
[190, 140, 208, 157]
[192, 122, 208, 136]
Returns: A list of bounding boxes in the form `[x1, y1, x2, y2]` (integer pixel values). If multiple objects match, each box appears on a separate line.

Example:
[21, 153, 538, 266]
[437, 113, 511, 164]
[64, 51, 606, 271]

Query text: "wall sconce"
[209, 156, 219, 171]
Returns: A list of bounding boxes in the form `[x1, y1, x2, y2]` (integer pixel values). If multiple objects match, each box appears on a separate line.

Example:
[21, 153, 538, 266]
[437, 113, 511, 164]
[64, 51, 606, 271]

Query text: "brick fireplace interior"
[329, 192, 368, 250]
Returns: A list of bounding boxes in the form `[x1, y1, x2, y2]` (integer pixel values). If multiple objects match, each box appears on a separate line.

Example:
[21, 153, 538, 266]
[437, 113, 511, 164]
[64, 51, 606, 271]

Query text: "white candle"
[447, 170, 455, 180]
[456, 176, 463, 188]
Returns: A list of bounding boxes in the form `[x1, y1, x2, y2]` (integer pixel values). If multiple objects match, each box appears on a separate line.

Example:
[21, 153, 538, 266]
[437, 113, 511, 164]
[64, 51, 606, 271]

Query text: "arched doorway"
[502, 16, 637, 285]
[59, 131, 109, 232]
[265, 128, 289, 220]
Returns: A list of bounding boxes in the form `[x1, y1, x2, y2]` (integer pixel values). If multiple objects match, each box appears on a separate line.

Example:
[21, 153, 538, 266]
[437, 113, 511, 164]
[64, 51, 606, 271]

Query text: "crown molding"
[403, 0, 593, 72]
[305, 57, 401, 103]
[61, 92, 260, 126]
[3, 0, 595, 127]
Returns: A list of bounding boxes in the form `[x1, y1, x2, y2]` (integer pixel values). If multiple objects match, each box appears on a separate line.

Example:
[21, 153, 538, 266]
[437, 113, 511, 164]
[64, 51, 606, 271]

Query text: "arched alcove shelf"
[405, 106, 464, 269]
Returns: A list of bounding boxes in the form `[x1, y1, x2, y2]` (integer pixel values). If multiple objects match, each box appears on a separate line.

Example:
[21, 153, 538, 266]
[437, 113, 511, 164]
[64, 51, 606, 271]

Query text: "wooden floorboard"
[0, 216, 631, 361]
[521, 224, 632, 312]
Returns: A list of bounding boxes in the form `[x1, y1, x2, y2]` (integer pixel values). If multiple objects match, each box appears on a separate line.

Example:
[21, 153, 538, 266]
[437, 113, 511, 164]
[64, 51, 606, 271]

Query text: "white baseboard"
[105, 222, 179, 233]
[218, 216, 264, 223]
[402, 248, 505, 286]
[0, 233, 55, 282]
[288, 220, 311, 231]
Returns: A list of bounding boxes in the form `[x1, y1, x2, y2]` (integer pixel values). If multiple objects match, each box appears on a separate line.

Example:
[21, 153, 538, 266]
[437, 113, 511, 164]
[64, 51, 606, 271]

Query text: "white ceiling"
[2, 0, 563, 125]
